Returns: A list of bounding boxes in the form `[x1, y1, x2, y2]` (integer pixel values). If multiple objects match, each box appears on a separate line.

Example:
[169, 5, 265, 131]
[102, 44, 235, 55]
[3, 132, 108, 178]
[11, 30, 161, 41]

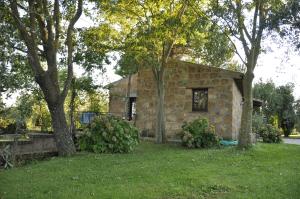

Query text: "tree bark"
[69, 78, 76, 139]
[155, 69, 166, 144]
[49, 102, 76, 156]
[238, 69, 254, 149]
[8, 0, 82, 156]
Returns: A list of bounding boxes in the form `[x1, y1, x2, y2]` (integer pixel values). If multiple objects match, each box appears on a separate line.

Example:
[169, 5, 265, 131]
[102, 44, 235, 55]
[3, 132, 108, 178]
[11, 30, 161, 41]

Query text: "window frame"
[192, 88, 208, 112]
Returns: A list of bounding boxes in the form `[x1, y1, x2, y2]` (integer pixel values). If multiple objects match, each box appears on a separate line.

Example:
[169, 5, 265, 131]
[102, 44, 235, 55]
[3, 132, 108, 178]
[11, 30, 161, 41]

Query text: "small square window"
[192, 88, 208, 112]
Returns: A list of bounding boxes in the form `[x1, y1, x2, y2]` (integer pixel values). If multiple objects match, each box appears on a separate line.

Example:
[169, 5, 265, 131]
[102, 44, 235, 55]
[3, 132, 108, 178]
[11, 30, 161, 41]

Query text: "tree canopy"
[84, 0, 235, 143]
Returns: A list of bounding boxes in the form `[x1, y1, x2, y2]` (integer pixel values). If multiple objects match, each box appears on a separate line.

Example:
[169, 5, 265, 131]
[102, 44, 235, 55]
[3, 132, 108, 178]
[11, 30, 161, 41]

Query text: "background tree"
[0, 3, 34, 95]
[210, 0, 285, 148]
[253, 81, 296, 136]
[294, 99, 300, 133]
[253, 80, 278, 121]
[269, 0, 300, 48]
[90, 0, 234, 143]
[276, 84, 296, 137]
[1, 0, 83, 155]
[68, 75, 99, 137]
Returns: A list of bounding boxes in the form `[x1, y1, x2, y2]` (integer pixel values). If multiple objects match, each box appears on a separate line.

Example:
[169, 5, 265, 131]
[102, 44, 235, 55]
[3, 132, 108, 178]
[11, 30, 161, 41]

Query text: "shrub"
[258, 124, 282, 143]
[252, 113, 265, 134]
[78, 115, 139, 153]
[181, 118, 220, 148]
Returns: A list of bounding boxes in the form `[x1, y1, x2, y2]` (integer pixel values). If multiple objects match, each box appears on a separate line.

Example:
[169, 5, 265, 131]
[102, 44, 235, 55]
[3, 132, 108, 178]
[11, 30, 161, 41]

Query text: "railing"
[77, 111, 136, 124]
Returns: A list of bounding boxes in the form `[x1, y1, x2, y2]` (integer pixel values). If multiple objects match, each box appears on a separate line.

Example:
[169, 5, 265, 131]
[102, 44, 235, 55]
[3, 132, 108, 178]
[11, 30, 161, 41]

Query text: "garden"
[1, 0, 300, 198]
[1, 115, 300, 198]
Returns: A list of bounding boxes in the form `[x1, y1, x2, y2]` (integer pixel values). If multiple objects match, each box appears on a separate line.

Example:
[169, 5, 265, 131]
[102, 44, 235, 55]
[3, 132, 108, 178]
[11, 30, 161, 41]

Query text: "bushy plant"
[78, 115, 139, 153]
[258, 124, 282, 143]
[252, 113, 265, 134]
[181, 118, 220, 148]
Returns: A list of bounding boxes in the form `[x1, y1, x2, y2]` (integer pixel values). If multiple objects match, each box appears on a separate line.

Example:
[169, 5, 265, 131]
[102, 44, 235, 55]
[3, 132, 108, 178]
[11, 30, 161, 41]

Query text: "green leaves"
[253, 81, 296, 136]
[79, 115, 139, 153]
[181, 117, 220, 148]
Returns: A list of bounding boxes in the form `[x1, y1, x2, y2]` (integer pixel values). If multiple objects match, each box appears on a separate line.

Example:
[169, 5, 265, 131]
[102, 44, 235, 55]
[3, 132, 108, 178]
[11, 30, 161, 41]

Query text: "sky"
[253, 35, 300, 98]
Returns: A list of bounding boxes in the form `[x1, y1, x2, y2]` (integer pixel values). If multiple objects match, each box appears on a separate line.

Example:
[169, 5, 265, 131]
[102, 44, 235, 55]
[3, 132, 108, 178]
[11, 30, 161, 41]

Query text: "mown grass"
[1, 142, 300, 199]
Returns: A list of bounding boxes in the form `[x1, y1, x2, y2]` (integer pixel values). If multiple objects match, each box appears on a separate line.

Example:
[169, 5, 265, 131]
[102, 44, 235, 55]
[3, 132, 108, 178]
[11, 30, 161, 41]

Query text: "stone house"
[108, 59, 257, 140]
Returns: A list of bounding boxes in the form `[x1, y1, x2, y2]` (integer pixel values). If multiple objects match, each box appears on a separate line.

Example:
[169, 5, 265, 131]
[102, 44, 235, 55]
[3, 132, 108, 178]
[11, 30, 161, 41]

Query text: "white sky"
[254, 35, 300, 98]
[2, 7, 300, 106]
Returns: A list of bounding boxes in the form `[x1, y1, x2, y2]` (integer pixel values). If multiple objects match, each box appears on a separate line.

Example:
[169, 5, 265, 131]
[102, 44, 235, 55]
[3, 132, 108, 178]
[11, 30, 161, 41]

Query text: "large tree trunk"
[49, 102, 76, 156]
[155, 69, 167, 144]
[238, 69, 254, 148]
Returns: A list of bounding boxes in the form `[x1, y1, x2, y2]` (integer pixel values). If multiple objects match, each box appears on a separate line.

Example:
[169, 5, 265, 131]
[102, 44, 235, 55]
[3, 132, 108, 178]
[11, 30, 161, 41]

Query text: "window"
[80, 112, 96, 124]
[192, 88, 208, 112]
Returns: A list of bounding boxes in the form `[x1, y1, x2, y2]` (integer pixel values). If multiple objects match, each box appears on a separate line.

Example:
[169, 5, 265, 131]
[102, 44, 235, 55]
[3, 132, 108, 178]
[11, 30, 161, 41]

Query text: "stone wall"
[136, 60, 243, 140]
[108, 60, 243, 140]
[108, 74, 137, 118]
[231, 80, 243, 140]
[0, 133, 57, 156]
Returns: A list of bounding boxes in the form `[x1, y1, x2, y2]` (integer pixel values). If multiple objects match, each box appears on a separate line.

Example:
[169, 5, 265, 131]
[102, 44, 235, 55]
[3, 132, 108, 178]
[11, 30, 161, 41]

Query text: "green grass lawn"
[1, 142, 300, 199]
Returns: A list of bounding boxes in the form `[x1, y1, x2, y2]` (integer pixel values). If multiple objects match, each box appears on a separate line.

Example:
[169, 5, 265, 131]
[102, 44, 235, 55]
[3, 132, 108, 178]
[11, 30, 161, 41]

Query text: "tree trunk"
[69, 79, 76, 140]
[238, 69, 254, 149]
[49, 102, 76, 156]
[155, 70, 166, 144]
[124, 75, 132, 120]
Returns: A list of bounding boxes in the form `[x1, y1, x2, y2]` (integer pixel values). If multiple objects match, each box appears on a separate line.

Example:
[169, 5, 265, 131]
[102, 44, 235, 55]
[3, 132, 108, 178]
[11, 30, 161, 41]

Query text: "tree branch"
[54, 0, 60, 49]
[251, 3, 266, 70]
[42, 0, 54, 46]
[34, 1, 48, 47]
[9, 0, 44, 75]
[251, 0, 259, 41]
[235, 0, 250, 57]
[163, 1, 188, 63]
[61, 0, 83, 101]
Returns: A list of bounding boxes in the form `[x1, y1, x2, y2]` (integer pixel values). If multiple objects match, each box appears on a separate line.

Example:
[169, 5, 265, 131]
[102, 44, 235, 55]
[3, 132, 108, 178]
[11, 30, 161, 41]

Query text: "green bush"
[181, 118, 220, 148]
[252, 113, 265, 134]
[258, 124, 282, 143]
[78, 115, 139, 153]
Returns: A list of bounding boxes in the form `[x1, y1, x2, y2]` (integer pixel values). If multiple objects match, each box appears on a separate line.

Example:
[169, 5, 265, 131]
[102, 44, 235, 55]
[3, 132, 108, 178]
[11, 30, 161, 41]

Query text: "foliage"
[86, 92, 108, 113]
[28, 102, 52, 132]
[181, 118, 220, 148]
[1, 0, 85, 155]
[258, 124, 282, 143]
[253, 80, 278, 120]
[253, 80, 296, 137]
[268, 0, 300, 48]
[0, 3, 34, 94]
[87, 0, 235, 143]
[277, 84, 296, 137]
[294, 99, 300, 133]
[252, 113, 266, 135]
[209, 0, 288, 148]
[0, 123, 17, 134]
[79, 115, 139, 153]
